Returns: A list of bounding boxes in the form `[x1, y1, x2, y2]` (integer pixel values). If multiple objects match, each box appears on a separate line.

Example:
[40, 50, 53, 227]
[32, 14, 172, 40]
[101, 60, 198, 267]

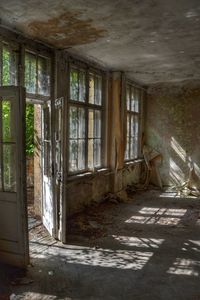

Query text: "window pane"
[2, 46, 17, 86]
[69, 106, 86, 172]
[69, 106, 85, 139]
[38, 56, 51, 96]
[69, 140, 78, 172]
[70, 69, 78, 101]
[79, 71, 86, 102]
[78, 139, 85, 170]
[43, 106, 50, 140]
[89, 74, 102, 105]
[89, 74, 95, 104]
[94, 139, 101, 167]
[44, 141, 51, 177]
[3, 144, 16, 192]
[25, 52, 37, 94]
[88, 109, 101, 169]
[126, 87, 130, 111]
[69, 106, 78, 138]
[2, 100, 15, 142]
[95, 75, 102, 105]
[131, 88, 139, 112]
[94, 110, 101, 138]
[78, 108, 85, 138]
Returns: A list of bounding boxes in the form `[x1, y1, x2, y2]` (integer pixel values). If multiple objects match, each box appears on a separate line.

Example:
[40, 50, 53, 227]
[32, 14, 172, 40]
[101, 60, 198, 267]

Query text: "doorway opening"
[26, 102, 44, 234]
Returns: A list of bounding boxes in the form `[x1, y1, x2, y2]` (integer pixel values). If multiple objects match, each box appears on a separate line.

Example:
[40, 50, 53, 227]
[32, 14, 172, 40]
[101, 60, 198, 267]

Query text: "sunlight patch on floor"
[167, 258, 200, 277]
[113, 235, 164, 248]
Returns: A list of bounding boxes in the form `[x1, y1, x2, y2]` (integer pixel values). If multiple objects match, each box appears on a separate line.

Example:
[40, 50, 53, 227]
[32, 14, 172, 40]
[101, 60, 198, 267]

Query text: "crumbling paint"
[146, 81, 200, 186]
[66, 163, 141, 216]
[28, 12, 107, 48]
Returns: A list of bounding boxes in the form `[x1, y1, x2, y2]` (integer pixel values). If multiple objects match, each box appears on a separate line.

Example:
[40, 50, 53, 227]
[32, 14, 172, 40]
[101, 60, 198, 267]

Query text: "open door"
[0, 86, 29, 267]
[42, 98, 65, 241]
[54, 97, 65, 241]
[42, 100, 55, 236]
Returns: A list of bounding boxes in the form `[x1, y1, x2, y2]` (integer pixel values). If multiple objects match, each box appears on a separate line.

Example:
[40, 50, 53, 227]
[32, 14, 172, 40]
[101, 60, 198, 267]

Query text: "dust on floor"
[1, 189, 200, 300]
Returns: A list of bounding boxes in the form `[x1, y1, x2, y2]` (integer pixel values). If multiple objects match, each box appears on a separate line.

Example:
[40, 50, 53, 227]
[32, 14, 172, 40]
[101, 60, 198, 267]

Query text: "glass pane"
[88, 110, 94, 138]
[94, 110, 101, 138]
[3, 144, 16, 192]
[43, 106, 50, 140]
[44, 141, 50, 177]
[89, 74, 102, 105]
[2, 46, 18, 86]
[79, 71, 86, 102]
[78, 139, 85, 170]
[70, 69, 78, 101]
[88, 109, 101, 139]
[89, 74, 95, 104]
[2, 100, 14, 142]
[94, 75, 102, 105]
[131, 115, 135, 137]
[78, 108, 85, 138]
[134, 89, 139, 113]
[69, 140, 78, 172]
[126, 86, 130, 111]
[94, 139, 101, 167]
[130, 137, 134, 159]
[88, 139, 94, 169]
[38, 56, 51, 96]
[69, 106, 78, 138]
[125, 136, 129, 160]
[88, 138, 101, 169]
[25, 52, 37, 94]
[131, 88, 139, 112]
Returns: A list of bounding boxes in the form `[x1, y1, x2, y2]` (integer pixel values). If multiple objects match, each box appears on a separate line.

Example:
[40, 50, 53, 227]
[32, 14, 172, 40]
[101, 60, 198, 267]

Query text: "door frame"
[0, 86, 29, 267]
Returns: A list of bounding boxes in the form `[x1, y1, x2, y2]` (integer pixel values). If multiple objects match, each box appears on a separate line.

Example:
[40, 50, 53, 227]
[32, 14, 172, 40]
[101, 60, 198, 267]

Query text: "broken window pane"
[38, 56, 51, 96]
[2, 46, 18, 86]
[25, 52, 37, 94]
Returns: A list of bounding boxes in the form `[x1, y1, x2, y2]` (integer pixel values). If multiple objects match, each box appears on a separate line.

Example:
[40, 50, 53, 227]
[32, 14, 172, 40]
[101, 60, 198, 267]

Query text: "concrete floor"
[1, 189, 200, 300]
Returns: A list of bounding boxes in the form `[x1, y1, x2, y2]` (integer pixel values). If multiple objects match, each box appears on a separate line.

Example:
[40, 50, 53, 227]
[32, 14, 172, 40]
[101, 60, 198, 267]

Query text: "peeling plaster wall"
[66, 163, 141, 216]
[146, 81, 200, 186]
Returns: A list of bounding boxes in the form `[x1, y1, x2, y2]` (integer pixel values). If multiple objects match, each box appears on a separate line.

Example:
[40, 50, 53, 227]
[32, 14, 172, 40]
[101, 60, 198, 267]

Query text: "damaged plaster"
[146, 80, 200, 186]
[28, 12, 106, 48]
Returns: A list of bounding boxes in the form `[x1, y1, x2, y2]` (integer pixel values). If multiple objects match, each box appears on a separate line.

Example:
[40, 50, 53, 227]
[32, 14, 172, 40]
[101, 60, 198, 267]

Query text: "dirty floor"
[1, 189, 200, 300]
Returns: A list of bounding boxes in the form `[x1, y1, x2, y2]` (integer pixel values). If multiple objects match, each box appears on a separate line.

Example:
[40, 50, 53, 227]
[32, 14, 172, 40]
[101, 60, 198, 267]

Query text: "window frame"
[67, 63, 105, 176]
[125, 82, 143, 162]
[24, 49, 52, 101]
[0, 41, 19, 87]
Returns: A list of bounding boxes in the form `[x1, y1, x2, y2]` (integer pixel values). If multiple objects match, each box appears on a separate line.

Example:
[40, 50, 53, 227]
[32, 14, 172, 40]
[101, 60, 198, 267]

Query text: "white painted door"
[0, 86, 29, 267]
[54, 97, 65, 241]
[42, 100, 54, 236]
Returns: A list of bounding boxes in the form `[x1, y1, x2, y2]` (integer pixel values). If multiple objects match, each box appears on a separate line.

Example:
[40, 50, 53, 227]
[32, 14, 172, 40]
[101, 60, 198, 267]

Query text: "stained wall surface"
[145, 81, 200, 186]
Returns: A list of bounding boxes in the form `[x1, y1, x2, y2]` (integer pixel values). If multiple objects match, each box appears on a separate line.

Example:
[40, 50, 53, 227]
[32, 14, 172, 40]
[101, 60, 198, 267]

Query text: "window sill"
[67, 168, 110, 182]
[124, 158, 144, 166]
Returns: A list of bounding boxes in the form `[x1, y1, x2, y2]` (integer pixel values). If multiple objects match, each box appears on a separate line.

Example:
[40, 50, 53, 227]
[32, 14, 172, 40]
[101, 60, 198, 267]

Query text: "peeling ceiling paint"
[28, 12, 106, 48]
[0, 0, 200, 85]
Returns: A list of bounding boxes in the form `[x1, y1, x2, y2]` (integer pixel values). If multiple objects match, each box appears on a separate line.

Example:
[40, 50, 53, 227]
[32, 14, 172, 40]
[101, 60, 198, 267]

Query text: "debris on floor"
[11, 277, 34, 286]
[172, 165, 200, 197]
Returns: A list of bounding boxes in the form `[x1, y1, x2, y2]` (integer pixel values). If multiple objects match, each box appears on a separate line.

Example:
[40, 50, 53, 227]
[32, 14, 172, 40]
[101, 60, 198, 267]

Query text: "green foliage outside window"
[25, 104, 34, 156]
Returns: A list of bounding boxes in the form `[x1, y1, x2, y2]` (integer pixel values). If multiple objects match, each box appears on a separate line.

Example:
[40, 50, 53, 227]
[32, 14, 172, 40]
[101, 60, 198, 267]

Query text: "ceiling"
[0, 0, 200, 85]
